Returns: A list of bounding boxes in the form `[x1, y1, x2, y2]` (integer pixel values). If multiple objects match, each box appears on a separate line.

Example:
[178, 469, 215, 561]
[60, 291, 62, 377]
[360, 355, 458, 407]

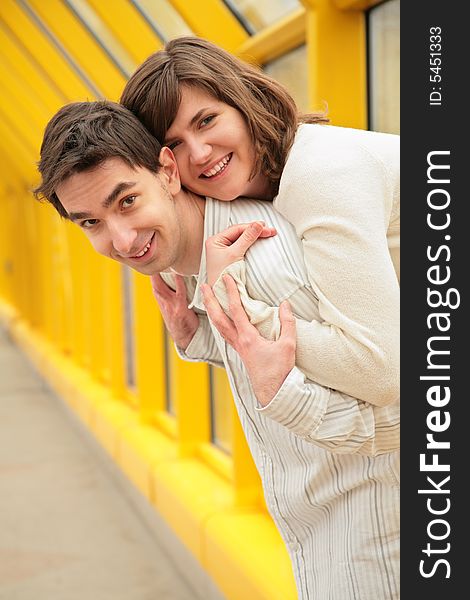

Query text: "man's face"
[56, 157, 183, 275]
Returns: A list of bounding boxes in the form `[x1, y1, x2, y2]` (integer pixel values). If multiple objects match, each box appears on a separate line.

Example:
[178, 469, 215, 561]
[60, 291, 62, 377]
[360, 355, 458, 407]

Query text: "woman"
[120, 36, 399, 409]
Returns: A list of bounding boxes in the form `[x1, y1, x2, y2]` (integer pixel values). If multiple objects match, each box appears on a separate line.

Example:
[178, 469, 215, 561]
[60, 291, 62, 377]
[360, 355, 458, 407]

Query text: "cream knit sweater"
[270, 123, 400, 406]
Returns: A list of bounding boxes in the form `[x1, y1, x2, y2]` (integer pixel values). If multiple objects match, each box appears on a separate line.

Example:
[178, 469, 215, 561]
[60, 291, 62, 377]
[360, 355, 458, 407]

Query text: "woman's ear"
[158, 146, 181, 195]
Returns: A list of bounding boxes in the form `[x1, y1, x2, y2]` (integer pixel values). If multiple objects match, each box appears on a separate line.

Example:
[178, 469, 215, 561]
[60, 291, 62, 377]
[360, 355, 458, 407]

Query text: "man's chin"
[122, 260, 160, 276]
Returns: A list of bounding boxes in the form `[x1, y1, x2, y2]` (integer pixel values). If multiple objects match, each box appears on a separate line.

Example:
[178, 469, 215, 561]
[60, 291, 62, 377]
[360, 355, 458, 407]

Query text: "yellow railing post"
[301, 0, 367, 127]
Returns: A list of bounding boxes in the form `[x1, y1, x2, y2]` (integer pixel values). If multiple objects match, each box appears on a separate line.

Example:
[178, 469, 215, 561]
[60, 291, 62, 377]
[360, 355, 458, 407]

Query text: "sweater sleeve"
[211, 261, 399, 455]
[273, 130, 400, 406]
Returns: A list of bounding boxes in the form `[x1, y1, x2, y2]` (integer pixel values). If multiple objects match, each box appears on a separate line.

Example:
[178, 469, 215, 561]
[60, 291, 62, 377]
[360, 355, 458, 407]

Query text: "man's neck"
[171, 190, 206, 276]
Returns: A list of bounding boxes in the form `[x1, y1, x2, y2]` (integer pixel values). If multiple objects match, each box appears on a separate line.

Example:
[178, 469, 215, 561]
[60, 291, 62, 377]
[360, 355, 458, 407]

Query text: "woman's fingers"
[209, 222, 276, 248]
[201, 283, 238, 345]
[230, 222, 277, 256]
[279, 301, 297, 347]
[223, 275, 252, 327]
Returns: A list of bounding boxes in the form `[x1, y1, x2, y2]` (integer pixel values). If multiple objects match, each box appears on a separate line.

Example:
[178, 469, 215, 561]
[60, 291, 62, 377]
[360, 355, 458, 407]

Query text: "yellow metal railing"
[0, 1, 390, 598]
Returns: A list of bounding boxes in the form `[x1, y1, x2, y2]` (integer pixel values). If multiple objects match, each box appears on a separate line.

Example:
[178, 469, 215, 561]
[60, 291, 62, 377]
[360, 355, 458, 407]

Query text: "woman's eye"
[167, 140, 180, 151]
[122, 195, 136, 208]
[200, 115, 214, 127]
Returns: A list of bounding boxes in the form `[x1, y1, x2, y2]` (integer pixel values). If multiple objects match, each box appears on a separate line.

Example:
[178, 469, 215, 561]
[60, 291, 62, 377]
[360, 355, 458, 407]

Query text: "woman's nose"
[188, 139, 212, 165]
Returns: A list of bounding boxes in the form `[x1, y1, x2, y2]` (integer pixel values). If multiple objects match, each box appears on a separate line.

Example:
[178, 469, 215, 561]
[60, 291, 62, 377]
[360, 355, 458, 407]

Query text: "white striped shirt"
[176, 198, 400, 599]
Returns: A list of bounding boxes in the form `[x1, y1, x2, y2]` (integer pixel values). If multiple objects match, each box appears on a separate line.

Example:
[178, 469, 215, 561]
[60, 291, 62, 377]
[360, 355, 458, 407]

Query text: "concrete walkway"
[0, 325, 209, 600]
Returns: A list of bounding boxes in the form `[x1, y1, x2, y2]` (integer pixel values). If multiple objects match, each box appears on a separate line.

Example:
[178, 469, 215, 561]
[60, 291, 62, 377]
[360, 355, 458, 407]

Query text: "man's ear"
[158, 147, 181, 195]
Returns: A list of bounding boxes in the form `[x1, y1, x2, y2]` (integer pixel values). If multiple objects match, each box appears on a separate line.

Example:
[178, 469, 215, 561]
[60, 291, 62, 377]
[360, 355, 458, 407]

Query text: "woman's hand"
[202, 274, 296, 407]
[151, 273, 199, 350]
[205, 221, 276, 286]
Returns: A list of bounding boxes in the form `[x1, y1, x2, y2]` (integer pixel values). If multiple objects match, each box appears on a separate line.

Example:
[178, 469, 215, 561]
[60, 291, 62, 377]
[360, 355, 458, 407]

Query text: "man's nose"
[110, 223, 138, 256]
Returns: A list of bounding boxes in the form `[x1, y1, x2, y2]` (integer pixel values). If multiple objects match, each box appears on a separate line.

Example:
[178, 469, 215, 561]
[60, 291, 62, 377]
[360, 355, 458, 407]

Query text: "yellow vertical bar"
[132, 271, 166, 421]
[100, 261, 126, 396]
[66, 224, 89, 366]
[301, 0, 367, 128]
[0, 0, 93, 100]
[30, 202, 48, 332]
[167, 0, 248, 51]
[55, 223, 75, 354]
[232, 406, 263, 506]
[0, 114, 36, 180]
[19, 193, 39, 327]
[86, 0, 163, 63]
[0, 21, 67, 110]
[0, 87, 40, 156]
[27, 0, 126, 99]
[35, 205, 52, 340]
[172, 356, 211, 456]
[87, 255, 109, 382]
[0, 179, 22, 310]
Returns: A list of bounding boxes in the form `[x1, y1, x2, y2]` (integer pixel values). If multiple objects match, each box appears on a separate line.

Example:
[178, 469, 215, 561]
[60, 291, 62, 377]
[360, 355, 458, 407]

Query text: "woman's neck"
[242, 171, 273, 201]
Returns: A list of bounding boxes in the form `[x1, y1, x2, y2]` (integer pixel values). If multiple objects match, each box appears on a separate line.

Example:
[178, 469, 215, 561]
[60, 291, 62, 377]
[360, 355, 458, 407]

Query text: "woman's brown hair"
[121, 36, 327, 195]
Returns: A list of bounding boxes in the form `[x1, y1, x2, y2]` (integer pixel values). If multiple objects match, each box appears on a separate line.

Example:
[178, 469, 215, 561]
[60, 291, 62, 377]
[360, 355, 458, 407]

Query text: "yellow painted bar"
[86, 254, 110, 381]
[19, 197, 40, 328]
[101, 262, 127, 398]
[168, 0, 249, 51]
[0, 87, 41, 157]
[86, 0, 163, 64]
[171, 354, 211, 457]
[237, 7, 306, 65]
[0, 180, 21, 311]
[0, 51, 49, 126]
[301, 0, 367, 127]
[64, 223, 89, 367]
[0, 21, 67, 109]
[334, 0, 382, 9]
[0, 114, 36, 180]
[132, 271, 166, 420]
[27, 0, 126, 99]
[232, 404, 264, 506]
[0, 0, 93, 100]
[205, 511, 297, 600]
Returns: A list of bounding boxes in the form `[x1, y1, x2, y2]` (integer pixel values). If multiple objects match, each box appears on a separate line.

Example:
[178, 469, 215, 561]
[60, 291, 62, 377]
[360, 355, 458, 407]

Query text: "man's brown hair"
[34, 100, 163, 218]
[121, 36, 328, 196]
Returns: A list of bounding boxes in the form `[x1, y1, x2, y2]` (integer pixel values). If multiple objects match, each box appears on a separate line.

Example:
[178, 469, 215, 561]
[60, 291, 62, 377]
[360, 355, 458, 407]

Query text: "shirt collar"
[188, 197, 231, 310]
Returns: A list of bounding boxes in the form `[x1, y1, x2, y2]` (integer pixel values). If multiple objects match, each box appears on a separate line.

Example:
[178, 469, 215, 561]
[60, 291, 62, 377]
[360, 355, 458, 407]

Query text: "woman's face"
[164, 85, 270, 201]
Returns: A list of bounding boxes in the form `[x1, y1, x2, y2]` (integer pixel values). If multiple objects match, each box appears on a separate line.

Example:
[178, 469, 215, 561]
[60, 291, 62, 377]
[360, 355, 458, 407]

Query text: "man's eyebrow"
[102, 181, 137, 208]
[68, 211, 93, 222]
[67, 181, 137, 221]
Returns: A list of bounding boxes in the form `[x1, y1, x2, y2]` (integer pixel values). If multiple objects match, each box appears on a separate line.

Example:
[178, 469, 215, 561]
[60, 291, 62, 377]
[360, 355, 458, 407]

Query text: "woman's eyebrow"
[189, 108, 210, 126]
[165, 107, 213, 142]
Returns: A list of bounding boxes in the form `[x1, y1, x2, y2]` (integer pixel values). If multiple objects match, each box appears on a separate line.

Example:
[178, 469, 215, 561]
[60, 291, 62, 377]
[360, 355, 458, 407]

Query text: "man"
[35, 100, 399, 600]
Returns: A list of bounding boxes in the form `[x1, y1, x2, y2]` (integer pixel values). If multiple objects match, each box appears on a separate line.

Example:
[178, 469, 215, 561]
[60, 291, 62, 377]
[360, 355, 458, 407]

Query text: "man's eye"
[81, 219, 98, 229]
[122, 195, 136, 208]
